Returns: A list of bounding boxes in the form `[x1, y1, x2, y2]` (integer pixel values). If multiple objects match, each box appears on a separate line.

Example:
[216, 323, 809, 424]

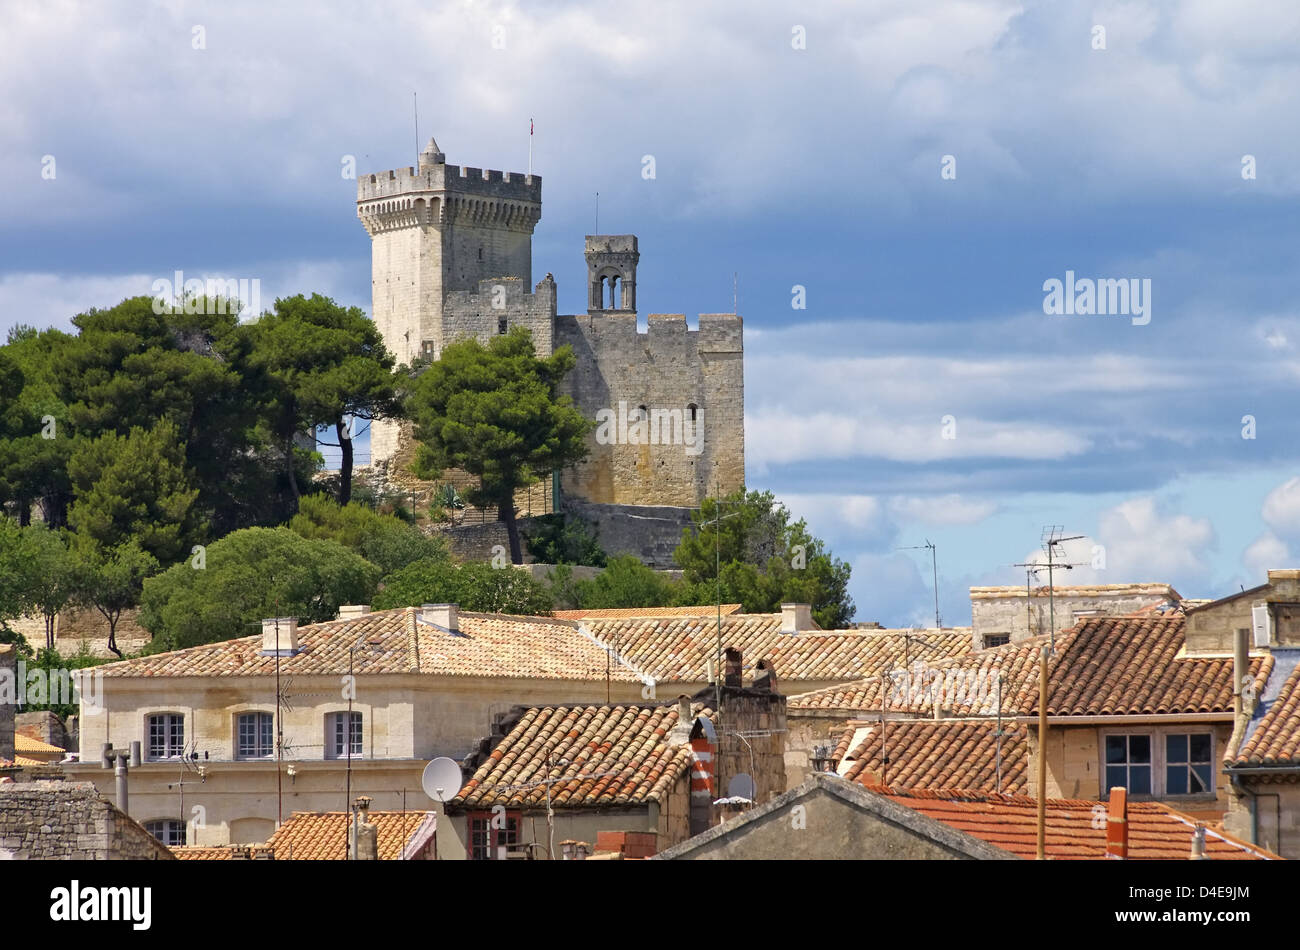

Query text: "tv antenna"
[897, 540, 941, 629]
[1012, 526, 1087, 651]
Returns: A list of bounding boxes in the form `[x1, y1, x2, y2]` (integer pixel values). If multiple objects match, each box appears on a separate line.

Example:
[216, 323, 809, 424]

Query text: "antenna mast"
[413, 92, 419, 166]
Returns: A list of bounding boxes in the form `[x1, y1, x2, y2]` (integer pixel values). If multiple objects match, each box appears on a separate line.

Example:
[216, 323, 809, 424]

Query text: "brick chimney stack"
[1105, 787, 1128, 859]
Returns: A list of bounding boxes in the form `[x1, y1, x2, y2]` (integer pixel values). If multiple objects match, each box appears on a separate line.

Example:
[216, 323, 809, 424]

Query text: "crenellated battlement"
[558, 312, 742, 351]
[444, 275, 558, 312]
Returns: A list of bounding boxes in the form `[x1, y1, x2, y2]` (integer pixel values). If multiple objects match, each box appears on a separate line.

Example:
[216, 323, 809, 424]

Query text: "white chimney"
[261, 617, 299, 654]
[421, 603, 458, 632]
[780, 603, 812, 634]
[337, 604, 371, 621]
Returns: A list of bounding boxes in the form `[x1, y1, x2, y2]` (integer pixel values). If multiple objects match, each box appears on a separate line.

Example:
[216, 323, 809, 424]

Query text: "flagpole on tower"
[528, 118, 533, 177]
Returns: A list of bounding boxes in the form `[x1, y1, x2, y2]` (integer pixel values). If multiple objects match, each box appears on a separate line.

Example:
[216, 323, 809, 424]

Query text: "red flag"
[530, 118, 534, 135]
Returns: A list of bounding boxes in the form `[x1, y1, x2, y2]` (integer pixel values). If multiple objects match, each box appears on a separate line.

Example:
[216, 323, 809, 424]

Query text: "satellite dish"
[727, 773, 755, 800]
[422, 757, 463, 803]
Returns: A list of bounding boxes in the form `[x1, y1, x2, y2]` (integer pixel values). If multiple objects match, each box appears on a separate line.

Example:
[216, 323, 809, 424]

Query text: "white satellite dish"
[422, 757, 463, 803]
[727, 773, 755, 801]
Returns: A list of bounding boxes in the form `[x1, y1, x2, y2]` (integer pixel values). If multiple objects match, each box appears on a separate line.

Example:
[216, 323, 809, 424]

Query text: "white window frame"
[236, 711, 275, 760]
[144, 819, 187, 847]
[1100, 728, 1216, 799]
[146, 713, 185, 760]
[327, 711, 363, 759]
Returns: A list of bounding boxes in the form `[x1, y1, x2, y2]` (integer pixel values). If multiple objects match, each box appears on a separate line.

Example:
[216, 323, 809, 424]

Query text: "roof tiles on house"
[838, 719, 1030, 794]
[790, 615, 1273, 719]
[872, 786, 1278, 860]
[263, 810, 436, 860]
[551, 605, 742, 620]
[451, 702, 714, 810]
[95, 607, 638, 682]
[1230, 658, 1300, 768]
[582, 614, 971, 684]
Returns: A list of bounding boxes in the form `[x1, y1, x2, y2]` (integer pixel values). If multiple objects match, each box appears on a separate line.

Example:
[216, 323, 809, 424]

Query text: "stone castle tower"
[357, 137, 744, 513]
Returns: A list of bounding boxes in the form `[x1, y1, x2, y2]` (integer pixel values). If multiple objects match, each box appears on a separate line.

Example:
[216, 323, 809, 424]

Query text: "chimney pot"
[1105, 787, 1128, 859]
[780, 603, 812, 634]
[724, 647, 742, 687]
[338, 604, 371, 621]
[421, 603, 458, 632]
[261, 617, 299, 654]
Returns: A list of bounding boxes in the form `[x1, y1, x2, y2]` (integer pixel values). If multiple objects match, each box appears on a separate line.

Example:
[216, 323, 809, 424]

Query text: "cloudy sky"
[3, 0, 1299, 625]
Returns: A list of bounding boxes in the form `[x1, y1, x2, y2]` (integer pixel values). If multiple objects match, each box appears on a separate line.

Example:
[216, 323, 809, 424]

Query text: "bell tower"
[585, 235, 639, 313]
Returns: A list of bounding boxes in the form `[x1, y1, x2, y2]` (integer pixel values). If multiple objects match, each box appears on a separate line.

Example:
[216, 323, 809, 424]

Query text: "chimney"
[781, 603, 812, 634]
[677, 695, 691, 722]
[1105, 787, 1128, 859]
[337, 604, 371, 621]
[261, 617, 299, 655]
[688, 716, 716, 836]
[723, 647, 742, 687]
[349, 796, 378, 860]
[1233, 628, 1250, 721]
[1191, 823, 1208, 860]
[420, 603, 458, 632]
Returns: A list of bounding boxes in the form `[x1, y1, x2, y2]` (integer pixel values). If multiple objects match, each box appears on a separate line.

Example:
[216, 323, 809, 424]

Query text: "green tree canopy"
[288, 494, 447, 575]
[372, 557, 553, 615]
[139, 526, 381, 651]
[523, 513, 607, 567]
[66, 419, 201, 566]
[51, 296, 282, 534]
[574, 555, 680, 608]
[406, 327, 591, 564]
[0, 326, 75, 525]
[675, 488, 854, 628]
[248, 294, 403, 506]
[72, 539, 158, 658]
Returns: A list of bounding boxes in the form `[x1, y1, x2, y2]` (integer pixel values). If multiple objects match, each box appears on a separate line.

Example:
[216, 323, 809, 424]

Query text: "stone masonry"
[357, 138, 744, 522]
[0, 781, 174, 860]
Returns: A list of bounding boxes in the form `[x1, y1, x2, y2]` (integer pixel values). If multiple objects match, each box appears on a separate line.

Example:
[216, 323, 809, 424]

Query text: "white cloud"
[1261, 476, 1300, 537]
[1243, 531, 1289, 577]
[1096, 497, 1217, 583]
[888, 494, 997, 526]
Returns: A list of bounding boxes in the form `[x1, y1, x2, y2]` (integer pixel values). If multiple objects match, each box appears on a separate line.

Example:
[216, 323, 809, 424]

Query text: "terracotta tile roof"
[1042, 616, 1271, 716]
[264, 810, 436, 860]
[970, 583, 1181, 600]
[583, 614, 972, 684]
[551, 605, 742, 620]
[1230, 655, 1300, 768]
[838, 719, 1029, 794]
[96, 607, 637, 682]
[452, 702, 714, 810]
[789, 635, 1050, 715]
[170, 846, 238, 860]
[15, 734, 64, 755]
[790, 615, 1273, 718]
[872, 786, 1278, 860]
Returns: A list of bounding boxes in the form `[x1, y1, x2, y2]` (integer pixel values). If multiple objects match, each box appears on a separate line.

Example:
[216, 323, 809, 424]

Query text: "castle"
[356, 137, 745, 536]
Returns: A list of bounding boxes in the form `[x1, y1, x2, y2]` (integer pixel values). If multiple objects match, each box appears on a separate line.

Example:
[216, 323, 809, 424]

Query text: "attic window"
[983, 633, 1010, 648]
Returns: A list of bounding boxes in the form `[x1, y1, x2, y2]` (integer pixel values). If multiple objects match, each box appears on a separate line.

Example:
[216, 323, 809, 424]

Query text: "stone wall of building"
[1186, 570, 1300, 655]
[0, 781, 173, 859]
[555, 312, 743, 508]
[562, 499, 696, 569]
[970, 584, 1179, 648]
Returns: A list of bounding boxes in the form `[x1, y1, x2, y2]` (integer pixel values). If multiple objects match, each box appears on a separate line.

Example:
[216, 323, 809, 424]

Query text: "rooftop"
[261, 810, 437, 860]
[836, 719, 1030, 795]
[451, 702, 714, 811]
[873, 785, 1278, 860]
[970, 583, 1181, 600]
[790, 614, 1273, 718]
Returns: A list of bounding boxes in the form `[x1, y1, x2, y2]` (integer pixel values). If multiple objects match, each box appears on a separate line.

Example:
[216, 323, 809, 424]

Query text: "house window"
[327, 711, 362, 758]
[498, 316, 508, 334]
[237, 712, 274, 759]
[147, 713, 185, 760]
[1103, 731, 1214, 797]
[1104, 734, 1151, 795]
[983, 633, 1011, 648]
[145, 819, 186, 847]
[1165, 733, 1213, 795]
[467, 811, 520, 860]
